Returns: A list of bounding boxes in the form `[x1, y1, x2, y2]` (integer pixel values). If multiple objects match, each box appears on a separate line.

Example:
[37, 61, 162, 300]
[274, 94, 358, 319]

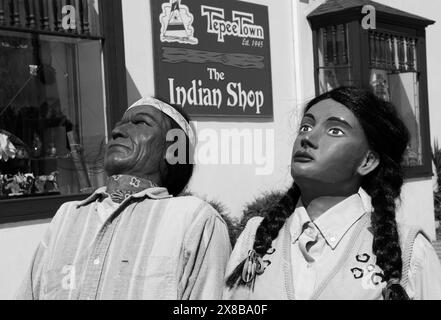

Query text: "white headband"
[126, 97, 195, 147]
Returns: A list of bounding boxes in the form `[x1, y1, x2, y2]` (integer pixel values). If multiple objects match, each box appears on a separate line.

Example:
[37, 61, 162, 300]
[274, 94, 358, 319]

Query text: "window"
[368, 31, 423, 167]
[317, 24, 352, 93]
[308, 0, 434, 178]
[0, 0, 126, 223]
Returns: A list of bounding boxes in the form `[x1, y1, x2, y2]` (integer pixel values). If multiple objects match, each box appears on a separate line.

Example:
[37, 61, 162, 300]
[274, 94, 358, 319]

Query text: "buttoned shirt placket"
[78, 199, 130, 300]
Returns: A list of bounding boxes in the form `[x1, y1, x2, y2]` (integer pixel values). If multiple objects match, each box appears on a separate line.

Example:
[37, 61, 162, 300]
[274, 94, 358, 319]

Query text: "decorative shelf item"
[0, 171, 59, 198]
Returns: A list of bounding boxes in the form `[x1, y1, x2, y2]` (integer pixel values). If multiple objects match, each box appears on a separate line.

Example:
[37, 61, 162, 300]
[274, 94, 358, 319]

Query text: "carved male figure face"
[104, 106, 172, 182]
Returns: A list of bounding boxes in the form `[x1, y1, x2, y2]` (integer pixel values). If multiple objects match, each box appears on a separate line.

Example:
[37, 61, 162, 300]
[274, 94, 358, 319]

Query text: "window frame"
[311, 16, 433, 180]
[0, 0, 127, 224]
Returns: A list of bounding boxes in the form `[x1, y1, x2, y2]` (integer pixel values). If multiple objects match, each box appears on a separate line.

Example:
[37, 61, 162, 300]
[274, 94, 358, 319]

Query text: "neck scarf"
[106, 175, 158, 203]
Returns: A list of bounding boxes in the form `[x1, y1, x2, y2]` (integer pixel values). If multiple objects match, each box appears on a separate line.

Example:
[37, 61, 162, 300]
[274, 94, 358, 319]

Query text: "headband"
[126, 97, 195, 147]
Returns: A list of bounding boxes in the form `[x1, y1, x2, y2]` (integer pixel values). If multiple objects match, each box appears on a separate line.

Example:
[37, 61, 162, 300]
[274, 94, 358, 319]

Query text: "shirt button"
[93, 258, 100, 265]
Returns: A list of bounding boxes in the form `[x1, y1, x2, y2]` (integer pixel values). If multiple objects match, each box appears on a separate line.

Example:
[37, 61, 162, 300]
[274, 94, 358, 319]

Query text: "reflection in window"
[368, 31, 422, 166]
[0, 31, 106, 199]
[317, 24, 352, 93]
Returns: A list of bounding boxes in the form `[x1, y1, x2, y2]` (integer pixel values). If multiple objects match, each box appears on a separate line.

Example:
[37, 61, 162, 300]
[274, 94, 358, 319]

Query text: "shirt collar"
[289, 188, 369, 250]
[289, 200, 313, 243]
[76, 186, 172, 208]
[313, 190, 367, 249]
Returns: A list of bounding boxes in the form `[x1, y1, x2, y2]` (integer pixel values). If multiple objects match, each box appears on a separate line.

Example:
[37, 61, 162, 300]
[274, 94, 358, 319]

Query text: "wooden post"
[25, 0, 36, 28]
[386, 34, 393, 71]
[52, 0, 62, 31]
[391, 36, 398, 73]
[9, 0, 20, 26]
[332, 25, 337, 65]
[39, 0, 50, 30]
[323, 27, 328, 67]
[380, 33, 387, 69]
[79, 0, 89, 34]
[407, 38, 416, 72]
[341, 24, 348, 65]
[398, 36, 406, 71]
[0, 0, 5, 26]
[368, 32, 374, 68]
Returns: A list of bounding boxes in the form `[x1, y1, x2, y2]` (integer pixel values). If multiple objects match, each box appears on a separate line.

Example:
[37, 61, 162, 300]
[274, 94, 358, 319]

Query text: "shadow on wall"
[126, 69, 142, 104]
[0, 218, 51, 231]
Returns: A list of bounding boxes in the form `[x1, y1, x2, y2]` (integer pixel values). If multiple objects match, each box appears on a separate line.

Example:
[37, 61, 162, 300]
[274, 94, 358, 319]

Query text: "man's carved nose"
[111, 127, 128, 140]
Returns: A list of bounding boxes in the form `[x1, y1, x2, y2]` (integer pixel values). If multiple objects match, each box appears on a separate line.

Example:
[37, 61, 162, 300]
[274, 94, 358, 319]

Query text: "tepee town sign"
[151, 0, 273, 118]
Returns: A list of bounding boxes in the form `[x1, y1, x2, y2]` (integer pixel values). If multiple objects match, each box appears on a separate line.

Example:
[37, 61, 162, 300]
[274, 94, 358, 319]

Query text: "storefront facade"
[0, 0, 439, 299]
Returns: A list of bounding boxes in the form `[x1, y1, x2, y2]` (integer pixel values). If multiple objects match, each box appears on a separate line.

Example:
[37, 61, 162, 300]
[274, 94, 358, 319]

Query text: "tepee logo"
[160, 0, 198, 45]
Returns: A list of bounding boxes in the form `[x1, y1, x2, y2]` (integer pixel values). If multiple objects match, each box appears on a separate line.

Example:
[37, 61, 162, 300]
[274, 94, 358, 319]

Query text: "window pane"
[318, 24, 349, 67]
[369, 69, 423, 166]
[0, 31, 106, 199]
[319, 67, 352, 94]
[390, 72, 423, 166]
[317, 24, 351, 94]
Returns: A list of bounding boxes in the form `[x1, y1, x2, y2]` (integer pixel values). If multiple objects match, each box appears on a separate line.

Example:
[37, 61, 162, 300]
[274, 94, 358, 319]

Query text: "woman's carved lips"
[293, 150, 314, 162]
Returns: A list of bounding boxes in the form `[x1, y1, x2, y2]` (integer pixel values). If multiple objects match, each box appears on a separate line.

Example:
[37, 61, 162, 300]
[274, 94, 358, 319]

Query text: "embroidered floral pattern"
[129, 177, 141, 188]
[106, 175, 158, 203]
[351, 252, 385, 290]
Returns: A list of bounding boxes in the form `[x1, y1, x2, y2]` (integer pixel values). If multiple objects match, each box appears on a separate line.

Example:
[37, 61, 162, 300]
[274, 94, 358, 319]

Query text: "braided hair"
[226, 87, 410, 300]
[225, 184, 301, 288]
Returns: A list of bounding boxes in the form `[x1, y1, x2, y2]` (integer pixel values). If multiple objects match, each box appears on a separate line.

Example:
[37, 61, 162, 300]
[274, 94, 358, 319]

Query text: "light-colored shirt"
[16, 187, 231, 300]
[289, 190, 441, 300]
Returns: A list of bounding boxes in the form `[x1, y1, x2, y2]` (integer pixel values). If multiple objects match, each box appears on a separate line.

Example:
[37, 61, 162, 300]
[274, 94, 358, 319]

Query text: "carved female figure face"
[291, 98, 378, 191]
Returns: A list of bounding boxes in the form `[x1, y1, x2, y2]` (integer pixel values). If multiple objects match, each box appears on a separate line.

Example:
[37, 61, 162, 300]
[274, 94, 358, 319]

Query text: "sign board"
[151, 0, 273, 118]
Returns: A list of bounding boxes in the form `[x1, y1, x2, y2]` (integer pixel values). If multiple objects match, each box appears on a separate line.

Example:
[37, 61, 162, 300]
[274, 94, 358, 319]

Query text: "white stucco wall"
[0, 219, 50, 299]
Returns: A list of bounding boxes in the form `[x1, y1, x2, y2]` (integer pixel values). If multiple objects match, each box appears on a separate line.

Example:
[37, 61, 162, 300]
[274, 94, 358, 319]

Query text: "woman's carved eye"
[299, 124, 312, 133]
[328, 128, 345, 136]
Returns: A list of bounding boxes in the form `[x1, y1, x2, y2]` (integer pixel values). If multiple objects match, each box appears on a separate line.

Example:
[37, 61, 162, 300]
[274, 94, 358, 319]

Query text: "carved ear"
[357, 150, 380, 176]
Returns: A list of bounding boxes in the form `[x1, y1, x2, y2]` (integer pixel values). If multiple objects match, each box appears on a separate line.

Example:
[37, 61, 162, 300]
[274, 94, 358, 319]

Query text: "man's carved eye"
[134, 120, 149, 126]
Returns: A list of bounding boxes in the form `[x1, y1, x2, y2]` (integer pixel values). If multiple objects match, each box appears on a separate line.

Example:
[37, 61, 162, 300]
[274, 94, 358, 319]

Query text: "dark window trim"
[100, 0, 127, 132]
[308, 9, 434, 30]
[0, 25, 104, 41]
[311, 19, 433, 180]
[0, 193, 88, 224]
[0, 0, 127, 224]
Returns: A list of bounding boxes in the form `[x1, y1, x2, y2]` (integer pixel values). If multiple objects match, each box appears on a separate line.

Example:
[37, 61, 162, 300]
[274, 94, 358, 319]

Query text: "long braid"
[226, 184, 301, 288]
[364, 159, 409, 300]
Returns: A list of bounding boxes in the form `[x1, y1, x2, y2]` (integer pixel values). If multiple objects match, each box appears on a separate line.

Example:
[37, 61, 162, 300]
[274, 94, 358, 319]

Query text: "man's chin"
[104, 158, 132, 177]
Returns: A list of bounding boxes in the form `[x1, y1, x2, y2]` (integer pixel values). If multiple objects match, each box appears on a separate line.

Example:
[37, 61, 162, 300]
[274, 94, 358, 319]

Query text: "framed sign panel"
[151, 0, 273, 118]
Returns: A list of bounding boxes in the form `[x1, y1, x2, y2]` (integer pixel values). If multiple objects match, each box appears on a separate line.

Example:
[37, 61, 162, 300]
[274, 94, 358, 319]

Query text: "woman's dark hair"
[226, 87, 410, 300]
[160, 105, 194, 196]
